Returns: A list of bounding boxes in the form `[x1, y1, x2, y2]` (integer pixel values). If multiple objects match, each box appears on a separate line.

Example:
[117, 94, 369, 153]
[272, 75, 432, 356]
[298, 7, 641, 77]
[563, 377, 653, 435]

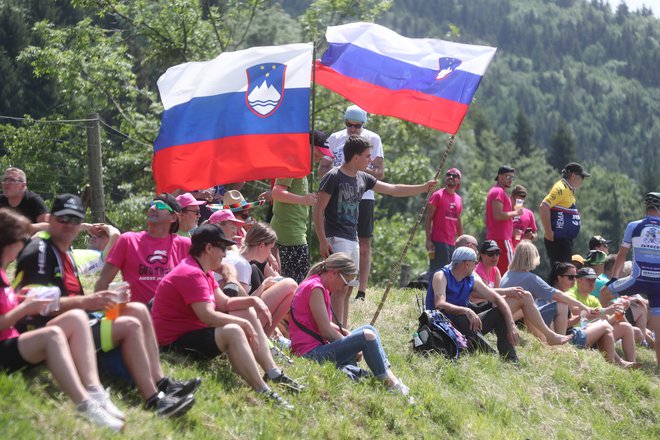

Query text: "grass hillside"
[0, 283, 658, 439]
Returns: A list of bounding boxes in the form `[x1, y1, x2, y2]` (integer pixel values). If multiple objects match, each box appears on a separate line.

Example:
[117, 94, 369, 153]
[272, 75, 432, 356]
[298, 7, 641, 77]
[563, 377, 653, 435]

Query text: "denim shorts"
[568, 328, 588, 348]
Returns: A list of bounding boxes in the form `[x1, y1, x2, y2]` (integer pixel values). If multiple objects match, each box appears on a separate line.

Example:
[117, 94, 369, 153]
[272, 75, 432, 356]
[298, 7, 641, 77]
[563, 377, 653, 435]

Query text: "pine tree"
[512, 106, 534, 156]
[548, 120, 577, 172]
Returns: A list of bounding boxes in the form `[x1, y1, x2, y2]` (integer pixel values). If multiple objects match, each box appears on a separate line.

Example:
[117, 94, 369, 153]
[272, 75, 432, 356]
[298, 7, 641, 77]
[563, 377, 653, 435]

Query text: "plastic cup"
[106, 281, 130, 320]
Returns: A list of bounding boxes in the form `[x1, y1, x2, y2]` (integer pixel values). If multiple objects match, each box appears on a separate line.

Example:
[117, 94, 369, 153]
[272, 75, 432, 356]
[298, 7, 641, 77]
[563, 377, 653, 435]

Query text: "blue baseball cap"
[344, 105, 367, 124]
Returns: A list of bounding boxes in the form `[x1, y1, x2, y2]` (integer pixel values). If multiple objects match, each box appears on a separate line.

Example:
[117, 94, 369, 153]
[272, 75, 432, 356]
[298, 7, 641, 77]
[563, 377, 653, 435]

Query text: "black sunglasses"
[446, 173, 460, 179]
[345, 122, 363, 129]
[212, 242, 228, 251]
[561, 274, 577, 280]
[485, 251, 500, 257]
[55, 215, 83, 225]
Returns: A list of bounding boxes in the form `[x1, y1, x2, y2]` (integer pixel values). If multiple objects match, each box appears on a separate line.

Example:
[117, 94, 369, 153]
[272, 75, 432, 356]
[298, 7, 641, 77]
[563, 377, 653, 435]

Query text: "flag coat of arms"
[315, 22, 496, 134]
[153, 43, 313, 193]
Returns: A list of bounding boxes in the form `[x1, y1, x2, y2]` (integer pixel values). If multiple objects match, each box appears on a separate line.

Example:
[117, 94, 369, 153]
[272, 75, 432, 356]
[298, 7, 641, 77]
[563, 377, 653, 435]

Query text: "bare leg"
[612, 321, 637, 362]
[121, 302, 165, 382]
[215, 325, 268, 390]
[585, 321, 634, 368]
[330, 285, 349, 328]
[505, 294, 570, 345]
[46, 309, 102, 388]
[255, 278, 296, 337]
[358, 237, 371, 293]
[18, 326, 88, 404]
[111, 316, 158, 400]
[230, 307, 277, 371]
[649, 313, 660, 365]
[553, 302, 569, 335]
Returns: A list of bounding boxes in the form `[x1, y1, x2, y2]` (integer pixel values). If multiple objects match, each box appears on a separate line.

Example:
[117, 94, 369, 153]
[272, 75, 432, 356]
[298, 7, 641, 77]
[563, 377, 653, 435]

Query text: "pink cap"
[447, 168, 462, 179]
[209, 209, 245, 227]
[176, 193, 206, 209]
[315, 145, 334, 158]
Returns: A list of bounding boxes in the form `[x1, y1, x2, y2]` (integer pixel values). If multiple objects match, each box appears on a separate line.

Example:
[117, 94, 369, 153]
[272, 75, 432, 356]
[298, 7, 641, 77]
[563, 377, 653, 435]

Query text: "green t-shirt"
[270, 177, 309, 246]
[566, 289, 600, 308]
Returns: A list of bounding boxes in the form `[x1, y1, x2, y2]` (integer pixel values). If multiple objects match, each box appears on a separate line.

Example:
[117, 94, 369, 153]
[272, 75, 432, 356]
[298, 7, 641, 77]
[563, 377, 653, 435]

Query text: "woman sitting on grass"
[151, 224, 302, 409]
[0, 209, 124, 432]
[289, 253, 410, 397]
[223, 222, 297, 338]
[550, 262, 637, 368]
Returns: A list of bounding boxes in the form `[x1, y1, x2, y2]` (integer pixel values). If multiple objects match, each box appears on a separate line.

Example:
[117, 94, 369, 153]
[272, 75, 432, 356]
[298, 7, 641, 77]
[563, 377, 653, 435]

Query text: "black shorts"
[357, 199, 375, 238]
[0, 337, 42, 373]
[163, 328, 222, 360]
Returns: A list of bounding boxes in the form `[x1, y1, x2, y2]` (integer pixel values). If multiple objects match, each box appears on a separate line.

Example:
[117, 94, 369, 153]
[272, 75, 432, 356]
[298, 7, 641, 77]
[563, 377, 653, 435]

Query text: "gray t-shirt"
[319, 167, 376, 241]
[500, 271, 557, 305]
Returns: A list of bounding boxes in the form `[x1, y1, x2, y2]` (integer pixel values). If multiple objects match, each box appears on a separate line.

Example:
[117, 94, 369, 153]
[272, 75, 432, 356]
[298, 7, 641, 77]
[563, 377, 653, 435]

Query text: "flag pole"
[370, 135, 455, 326]
[307, 43, 318, 263]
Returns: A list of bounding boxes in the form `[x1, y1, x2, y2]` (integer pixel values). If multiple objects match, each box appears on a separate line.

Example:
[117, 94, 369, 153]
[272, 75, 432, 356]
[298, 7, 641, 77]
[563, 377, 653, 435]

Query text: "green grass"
[1, 285, 658, 439]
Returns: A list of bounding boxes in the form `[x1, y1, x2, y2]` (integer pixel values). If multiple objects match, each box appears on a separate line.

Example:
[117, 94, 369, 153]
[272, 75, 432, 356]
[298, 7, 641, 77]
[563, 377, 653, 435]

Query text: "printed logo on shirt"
[146, 250, 169, 264]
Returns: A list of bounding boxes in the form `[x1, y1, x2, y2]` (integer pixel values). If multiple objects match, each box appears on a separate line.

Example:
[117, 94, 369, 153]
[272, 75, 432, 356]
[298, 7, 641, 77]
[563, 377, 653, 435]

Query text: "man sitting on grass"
[426, 247, 520, 362]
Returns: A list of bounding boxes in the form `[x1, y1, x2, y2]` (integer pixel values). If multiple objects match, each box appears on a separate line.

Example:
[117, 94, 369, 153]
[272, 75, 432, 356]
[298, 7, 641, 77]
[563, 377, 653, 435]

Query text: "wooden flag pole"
[370, 135, 455, 326]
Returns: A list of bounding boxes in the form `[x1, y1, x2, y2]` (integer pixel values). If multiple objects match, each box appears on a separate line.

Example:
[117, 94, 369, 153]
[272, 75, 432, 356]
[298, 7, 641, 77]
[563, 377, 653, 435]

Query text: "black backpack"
[411, 295, 468, 360]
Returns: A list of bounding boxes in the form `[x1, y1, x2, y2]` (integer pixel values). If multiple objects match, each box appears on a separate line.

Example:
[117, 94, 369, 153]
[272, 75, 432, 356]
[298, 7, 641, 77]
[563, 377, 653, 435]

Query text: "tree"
[512, 105, 534, 156]
[548, 120, 576, 172]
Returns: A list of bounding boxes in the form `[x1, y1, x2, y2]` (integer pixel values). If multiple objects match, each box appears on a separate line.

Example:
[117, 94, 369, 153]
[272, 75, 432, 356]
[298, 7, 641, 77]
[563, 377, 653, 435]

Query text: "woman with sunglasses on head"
[0, 209, 124, 432]
[219, 222, 297, 338]
[289, 253, 411, 397]
[151, 224, 301, 408]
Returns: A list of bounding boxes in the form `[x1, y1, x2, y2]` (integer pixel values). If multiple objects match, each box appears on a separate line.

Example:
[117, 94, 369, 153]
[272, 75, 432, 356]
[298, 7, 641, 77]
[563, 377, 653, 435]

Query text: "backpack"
[411, 294, 468, 360]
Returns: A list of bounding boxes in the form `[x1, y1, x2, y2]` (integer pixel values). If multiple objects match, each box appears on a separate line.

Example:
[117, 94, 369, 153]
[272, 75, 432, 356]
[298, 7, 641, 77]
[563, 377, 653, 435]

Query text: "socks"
[76, 399, 93, 412]
[256, 385, 271, 394]
[266, 368, 282, 379]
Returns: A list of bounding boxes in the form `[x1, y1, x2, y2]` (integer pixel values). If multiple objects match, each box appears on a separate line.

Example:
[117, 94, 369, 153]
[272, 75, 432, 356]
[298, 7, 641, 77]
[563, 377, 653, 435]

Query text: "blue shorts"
[609, 276, 659, 305]
[568, 328, 588, 348]
[539, 302, 558, 326]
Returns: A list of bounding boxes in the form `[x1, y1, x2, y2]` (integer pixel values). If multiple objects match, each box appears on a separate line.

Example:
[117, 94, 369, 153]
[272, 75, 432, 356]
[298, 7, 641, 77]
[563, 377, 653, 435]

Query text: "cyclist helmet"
[644, 192, 660, 209]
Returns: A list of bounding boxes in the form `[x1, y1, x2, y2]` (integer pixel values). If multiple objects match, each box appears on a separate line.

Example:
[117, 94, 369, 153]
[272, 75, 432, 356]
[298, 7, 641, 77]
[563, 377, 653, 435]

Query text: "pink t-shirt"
[290, 274, 332, 356]
[475, 262, 500, 288]
[512, 208, 538, 248]
[151, 256, 218, 346]
[106, 231, 191, 305]
[485, 185, 513, 240]
[0, 269, 20, 341]
[428, 188, 462, 245]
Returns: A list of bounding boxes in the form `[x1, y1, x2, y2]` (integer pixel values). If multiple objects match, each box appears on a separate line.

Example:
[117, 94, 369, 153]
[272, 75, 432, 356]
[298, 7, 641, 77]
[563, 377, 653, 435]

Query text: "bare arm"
[539, 202, 553, 241]
[425, 203, 436, 251]
[473, 278, 520, 345]
[373, 180, 436, 197]
[271, 184, 316, 206]
[552, 289, 590, 312]
[309, 288, 344, 341]
[94, 261, 120, 292]
[313, 191, 332, 258]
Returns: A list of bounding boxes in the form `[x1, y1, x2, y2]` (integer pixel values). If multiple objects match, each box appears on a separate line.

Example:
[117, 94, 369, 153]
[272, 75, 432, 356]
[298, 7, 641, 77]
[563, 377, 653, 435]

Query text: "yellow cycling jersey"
[542, 179, 575, 208]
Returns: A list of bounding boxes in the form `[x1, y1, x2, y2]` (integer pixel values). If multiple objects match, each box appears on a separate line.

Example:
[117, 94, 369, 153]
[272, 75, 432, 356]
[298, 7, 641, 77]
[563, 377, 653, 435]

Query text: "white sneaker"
[89, 387, 125, 420]
[388, 380, 415, 404]
[77, 400, 125, 433]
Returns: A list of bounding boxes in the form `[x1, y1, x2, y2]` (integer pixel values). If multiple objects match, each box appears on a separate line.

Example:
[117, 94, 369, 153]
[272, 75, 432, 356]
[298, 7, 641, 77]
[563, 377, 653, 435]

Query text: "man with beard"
[486, 166, 522, 274]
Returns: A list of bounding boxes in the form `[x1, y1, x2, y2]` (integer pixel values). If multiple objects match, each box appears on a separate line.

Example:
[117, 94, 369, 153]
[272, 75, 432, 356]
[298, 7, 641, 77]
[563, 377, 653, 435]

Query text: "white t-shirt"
[325, 128, 384, 201]
[220, 251, 252, 291]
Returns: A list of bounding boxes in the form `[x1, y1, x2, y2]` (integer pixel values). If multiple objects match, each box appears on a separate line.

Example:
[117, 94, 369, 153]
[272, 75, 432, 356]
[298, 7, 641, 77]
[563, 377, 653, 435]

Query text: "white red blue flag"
[153, 43, 313, 193]
[315, 22, 496, 134]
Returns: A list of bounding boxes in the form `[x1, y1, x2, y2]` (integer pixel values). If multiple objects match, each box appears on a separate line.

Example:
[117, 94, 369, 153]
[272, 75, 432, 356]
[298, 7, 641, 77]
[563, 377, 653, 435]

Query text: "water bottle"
[580, 310, 588, 330]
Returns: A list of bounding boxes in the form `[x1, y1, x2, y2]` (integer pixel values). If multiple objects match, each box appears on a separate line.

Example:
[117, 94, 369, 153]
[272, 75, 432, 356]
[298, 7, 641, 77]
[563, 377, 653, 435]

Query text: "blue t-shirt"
[500, 271, 556, 306]
[426, 266, 475, 312]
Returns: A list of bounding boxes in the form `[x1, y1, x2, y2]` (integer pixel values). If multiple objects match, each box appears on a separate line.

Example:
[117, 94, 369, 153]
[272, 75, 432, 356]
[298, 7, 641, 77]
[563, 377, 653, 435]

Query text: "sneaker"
[77, 400, 124, 433]
[263, 372, 305, 393]
[354, 291, 366, 301]
[262, 389, 294, 410]
[159, 377, 202, 398]
[146, 391, 195, 417]
[269, 343, 294, 365]
[89, 387, 125, 420]
[388, 380, 416, 405]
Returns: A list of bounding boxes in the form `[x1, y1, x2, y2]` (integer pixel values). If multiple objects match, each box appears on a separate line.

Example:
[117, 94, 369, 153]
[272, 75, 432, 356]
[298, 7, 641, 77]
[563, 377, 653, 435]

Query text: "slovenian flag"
[315, 22, 496, 134]
[153, 43, 313, 193]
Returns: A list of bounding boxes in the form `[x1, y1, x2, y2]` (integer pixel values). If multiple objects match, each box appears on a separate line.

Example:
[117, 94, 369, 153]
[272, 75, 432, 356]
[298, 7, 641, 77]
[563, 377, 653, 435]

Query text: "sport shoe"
[354, 291, 366, 301]
[146, 391, 195, 417]
[388, 380, 416, 404]
[262, 389, 294, 410]
[269, 342, 294, 365]
[159, 377, 202, 398]
[77, 400, 124, 432]
[263, 372, 305, 393]
[89, 387, 125, 420]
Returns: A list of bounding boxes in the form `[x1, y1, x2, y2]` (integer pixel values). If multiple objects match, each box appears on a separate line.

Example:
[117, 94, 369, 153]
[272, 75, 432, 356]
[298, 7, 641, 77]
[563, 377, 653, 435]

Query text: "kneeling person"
[426, 247, 520, 361]
[151, 224, 302, 409]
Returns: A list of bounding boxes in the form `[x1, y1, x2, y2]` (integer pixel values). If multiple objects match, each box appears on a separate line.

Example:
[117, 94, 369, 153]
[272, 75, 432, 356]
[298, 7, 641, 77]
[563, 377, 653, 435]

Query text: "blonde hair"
[307, 253, 357, 278]
[242, 222, 277, 249]
[508, 240, 540, 272]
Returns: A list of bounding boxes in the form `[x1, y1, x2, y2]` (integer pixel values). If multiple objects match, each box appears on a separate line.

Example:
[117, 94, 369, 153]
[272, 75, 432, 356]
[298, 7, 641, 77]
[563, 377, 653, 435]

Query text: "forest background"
[0, 0, 658, 282]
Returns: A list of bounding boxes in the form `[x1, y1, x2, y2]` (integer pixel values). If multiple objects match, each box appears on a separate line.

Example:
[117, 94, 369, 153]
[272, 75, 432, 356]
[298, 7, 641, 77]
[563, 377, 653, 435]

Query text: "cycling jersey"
[542, 179, 581, 239]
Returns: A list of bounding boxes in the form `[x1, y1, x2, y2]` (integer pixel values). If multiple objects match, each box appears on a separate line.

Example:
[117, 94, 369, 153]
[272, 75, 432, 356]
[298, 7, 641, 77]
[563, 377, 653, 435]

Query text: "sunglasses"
[560, 274, 577, 281]
[345, 122, 363, 129]
[55, 215, 83, 225]
[504, 175, 516, 181]
[2, 177, 24, 184]
[211, 242, 227, 251]
[338, 272, 355, 286]
[485, 251, 500, 257]
[446, 173, 460, 179]
[150, 200, 174, 213]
